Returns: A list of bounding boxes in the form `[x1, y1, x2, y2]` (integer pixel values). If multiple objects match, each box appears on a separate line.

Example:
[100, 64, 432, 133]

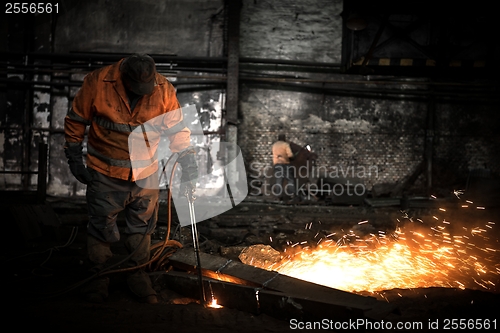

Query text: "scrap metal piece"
[238, 244, 282, 268]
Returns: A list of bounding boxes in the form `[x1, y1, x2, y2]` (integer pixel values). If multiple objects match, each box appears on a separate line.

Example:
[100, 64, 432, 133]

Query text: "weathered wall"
[54, 0, 225, 56]
[2, 0, 498, 199]
[240, 86, 499, 195]
[239, 88, 427, 191]
[240, 0, 343, 63]
[236, 0, 499, 196]
[433, 102, 500, 184]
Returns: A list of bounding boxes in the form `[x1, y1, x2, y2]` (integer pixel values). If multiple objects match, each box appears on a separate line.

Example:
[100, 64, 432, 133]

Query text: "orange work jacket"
[64, 59, 191, 181]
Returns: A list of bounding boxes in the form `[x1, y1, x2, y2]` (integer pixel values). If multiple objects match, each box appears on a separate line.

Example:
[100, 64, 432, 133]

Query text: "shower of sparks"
[453, 190, 465, 199]
[254, 198, 500, 294]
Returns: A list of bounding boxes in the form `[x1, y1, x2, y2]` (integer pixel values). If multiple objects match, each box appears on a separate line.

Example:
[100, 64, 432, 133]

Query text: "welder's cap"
[121, 54, 156, 95]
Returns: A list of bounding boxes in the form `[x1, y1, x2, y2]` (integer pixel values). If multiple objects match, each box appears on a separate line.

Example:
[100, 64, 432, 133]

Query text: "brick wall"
[238, 86, 499, 195]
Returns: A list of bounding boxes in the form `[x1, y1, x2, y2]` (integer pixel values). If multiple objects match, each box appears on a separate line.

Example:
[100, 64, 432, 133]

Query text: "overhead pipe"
[1, 77, 497, 102]
[2, 52, 343, 73]
[3, 59, 494, 91]
[2, 54, 497, 102]
[238, 78, 500, 102]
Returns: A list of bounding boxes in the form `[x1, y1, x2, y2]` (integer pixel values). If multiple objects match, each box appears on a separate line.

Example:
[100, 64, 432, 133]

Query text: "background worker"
[272, 134, 298, 203]
[64, 53, 198, 304]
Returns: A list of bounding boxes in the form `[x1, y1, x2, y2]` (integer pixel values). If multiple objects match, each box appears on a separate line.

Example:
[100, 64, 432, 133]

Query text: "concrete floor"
[3, 195, 500, 332]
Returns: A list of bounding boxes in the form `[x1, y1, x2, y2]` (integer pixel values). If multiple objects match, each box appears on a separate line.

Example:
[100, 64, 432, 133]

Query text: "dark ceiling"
[341, 0, 499, 79]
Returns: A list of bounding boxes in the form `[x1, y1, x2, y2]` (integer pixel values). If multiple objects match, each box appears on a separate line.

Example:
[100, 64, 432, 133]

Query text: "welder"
[63, 53, 198, 304]
[272, 134, 298, 203]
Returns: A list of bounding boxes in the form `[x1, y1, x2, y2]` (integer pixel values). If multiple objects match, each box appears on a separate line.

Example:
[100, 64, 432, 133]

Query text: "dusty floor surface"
[3, 196, 500, 332]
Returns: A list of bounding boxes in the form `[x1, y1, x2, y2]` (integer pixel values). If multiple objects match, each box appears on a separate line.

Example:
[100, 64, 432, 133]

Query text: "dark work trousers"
[86, 169, 159, 243]
[274, 163, 296, 198]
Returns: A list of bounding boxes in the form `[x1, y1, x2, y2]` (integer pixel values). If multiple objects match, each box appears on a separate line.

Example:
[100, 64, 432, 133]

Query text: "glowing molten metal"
[259, 203, 500, 294]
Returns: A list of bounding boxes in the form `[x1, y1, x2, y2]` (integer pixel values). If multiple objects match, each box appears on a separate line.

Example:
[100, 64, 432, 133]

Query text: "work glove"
[176, 147, 198, 197]
[64, 142, 92, 184]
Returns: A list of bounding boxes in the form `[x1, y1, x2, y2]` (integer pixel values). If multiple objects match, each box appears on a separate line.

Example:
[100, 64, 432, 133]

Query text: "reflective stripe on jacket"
[64, 58, 191, 181]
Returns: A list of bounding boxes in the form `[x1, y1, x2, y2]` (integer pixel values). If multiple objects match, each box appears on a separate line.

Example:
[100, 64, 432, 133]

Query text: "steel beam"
[154, 270, 367, 323]
[167, 248, 398, 320]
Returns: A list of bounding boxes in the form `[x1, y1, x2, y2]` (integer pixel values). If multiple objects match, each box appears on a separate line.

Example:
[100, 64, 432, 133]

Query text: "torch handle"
[188, 198, 206, 305]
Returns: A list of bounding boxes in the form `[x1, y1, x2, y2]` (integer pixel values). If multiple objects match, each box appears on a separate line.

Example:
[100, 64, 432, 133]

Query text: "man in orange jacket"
[64, 54, 198, 304]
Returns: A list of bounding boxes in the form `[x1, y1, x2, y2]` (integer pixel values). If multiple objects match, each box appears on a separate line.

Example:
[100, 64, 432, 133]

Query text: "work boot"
[81, 235, 113, 303]
[81, 276, 110, 303]
[125, 233, 158, 304]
